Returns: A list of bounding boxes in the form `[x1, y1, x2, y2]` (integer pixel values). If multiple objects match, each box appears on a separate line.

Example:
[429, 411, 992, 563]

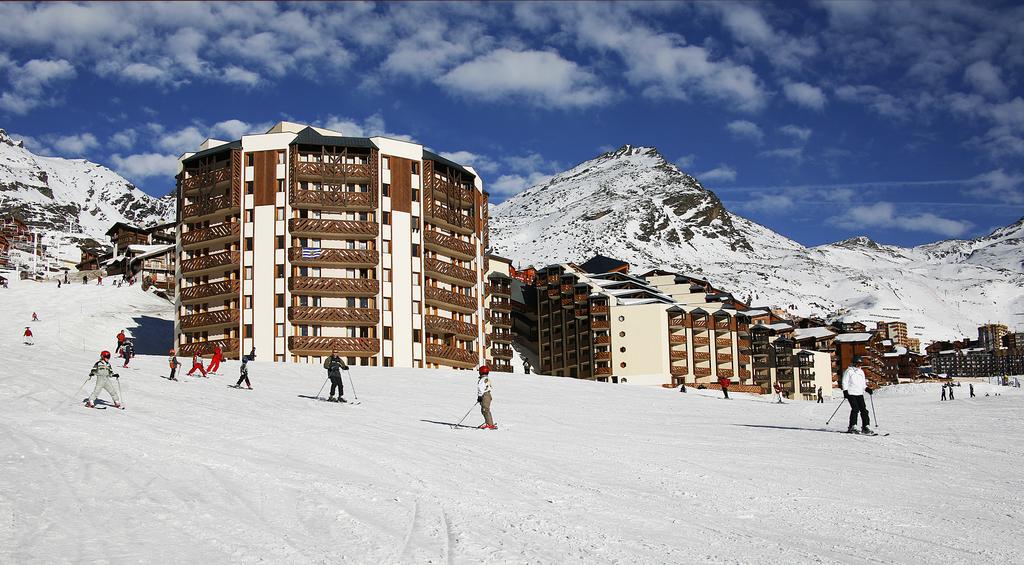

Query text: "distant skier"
[187, 352, 208, 377]
[97, 275, 102, 286]
[23, 327, 33, 345]
[817, 386, 824, 403]
[841, 356, 873, 434]
[523, 360, 531, 374]
[31, 312, 39, 321]
[679, 381, 687, 393]
[248, 346, 256, 360]
[116, 330, 126, 354]
[206, 345, 223, 374]
[773, 382, 785, 404]
[718, 376, 731, 399]
[82, 275, 87, 284]
[167, 349, 180, 381]
[948, 382, 955, 400]
[477, 366, 496, 429]
[85, 350, 121, 409]
[121, 339, 135, 368]
[235, 354, 252, 389]
[970, 383, 975, 398]
[941, 384, 947, 401]
[323, 349, 348, 402]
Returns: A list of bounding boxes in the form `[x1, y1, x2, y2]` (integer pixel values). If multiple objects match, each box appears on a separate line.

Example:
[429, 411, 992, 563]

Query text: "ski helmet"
[100, 350, 111, 360]
[851, 355, 863, 364]
[169, 348, 175, 354]
[478, 365, 490, 375]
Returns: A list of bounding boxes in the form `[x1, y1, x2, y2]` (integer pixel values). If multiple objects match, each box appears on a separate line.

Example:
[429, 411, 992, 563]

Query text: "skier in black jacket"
[235, 354, 252, 389]
[323, 349, 348, 402]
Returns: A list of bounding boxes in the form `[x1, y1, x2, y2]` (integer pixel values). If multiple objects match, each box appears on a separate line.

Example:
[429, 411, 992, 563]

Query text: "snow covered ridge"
[0, 128, 174, 245]
[490, 145, 1024, 342]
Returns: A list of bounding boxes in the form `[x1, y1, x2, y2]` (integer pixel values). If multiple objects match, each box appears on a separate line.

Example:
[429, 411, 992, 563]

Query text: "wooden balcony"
[425, 344, 478, 369]
[592, 320, 610, 330]
[424, 201, 474, 235]
[739, 368, 751, 378]
[487, 282, 511, 298]
[668, 318, 686, 330]
[692, 318, 708, 328]
[181, 251, 240, 276]
[694, 367, 712, 377]
[693, 351, 711, 361]
[594, 367, 612, 377]
[182, 193, 240, 220]
[424, 258, 477, 287]
[288, 336, 379, 356]
[574, 293, 588, 304]
[179, 308, 240, 331]
[670, 366, 689, 376]
[546, 288, 559, 298]
[424, 230, 475, 261]
[288, 306, 379, 326]
[491, 346, 514, 360]
[180, 279, 240, 304]
[288, 247, 379, 268]
[294, 161, 372, 180]
[178, 338, 240, 359]
[561, 297, 573, 309]
[560, 284, 573, 294]
[716, 338, 733, 348]
[717, 368, 734, 378]
[288, 277, 379, 297]
[425, 315, 478, 340]
[489, 331, 513, 343]
[427, 177, 474, 208]
[289, 189, 376, 211]
[693, 336, 710, 347]
[670, 350, 688, 361]
[669, 334, 687, 344]
[739, 354, 751, 364]
[181, 222, 240, 250]
[717, 353, 733, 363]
[714, 319, 732, 330]
[181, 166, 231, 194]
[594, 351, 612, 361]
[591, 305, 608, 315]
[424, 286, 477, 314]
[288, 218, 378, 240]
[575, 308, 588, 319]
[593, 335, 611, 345]
[489, 297, 512, 312]
[488, 313, 512, 328]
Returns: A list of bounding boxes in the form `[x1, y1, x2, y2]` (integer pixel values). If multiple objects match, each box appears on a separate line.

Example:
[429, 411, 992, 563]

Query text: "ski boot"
[85, 401, 94, 408]
[114, 402, 123, 409]
[846, 426, 860, 434]
[861, 426, 875, 435]
[328, 396, 337, 402]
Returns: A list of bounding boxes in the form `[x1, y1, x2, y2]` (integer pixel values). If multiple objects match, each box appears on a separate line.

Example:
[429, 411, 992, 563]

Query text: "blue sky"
[1, 1, 1022, 247]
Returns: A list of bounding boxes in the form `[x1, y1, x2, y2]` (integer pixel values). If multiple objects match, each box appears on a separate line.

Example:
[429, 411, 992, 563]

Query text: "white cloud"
[119, 62, 169, 83]
[712, 4, 818, 70]
[830, 202, 972, 237]
[109, 129, 138, 150]
[967, 169, 1024, 204]
[440, 49, 612, 109]
[675, 154, 696, 169]
[698, 165, 737, 183]
[963, 60, 1007, 98]
[110, 152, 180, 180]
[759, 147, 804, 162]
[783, 82, 826, 110]
[0, 58, 76, 114]
[322, 113, 414, 141]
[725, 120, 763, 143]
[439, 150, 498, 174]
[156, 126, 206, 154]
[834, 84, 906, 118]
[223, 66, 260, 86]
[210, 119, 272, 140]
[489, 172, 553, 196]
[744, 193, 796, 213]
[50, 133, 99, 156]
[779, 125, 812, 142]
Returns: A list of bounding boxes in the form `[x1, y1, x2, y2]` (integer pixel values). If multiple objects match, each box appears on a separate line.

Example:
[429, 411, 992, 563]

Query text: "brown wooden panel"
[253, 150, 277, 206]
[390, 156, 412, 213]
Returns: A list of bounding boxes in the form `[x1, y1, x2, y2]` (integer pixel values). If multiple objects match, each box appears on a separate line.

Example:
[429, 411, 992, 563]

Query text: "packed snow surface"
[2, 277, 1024, 564]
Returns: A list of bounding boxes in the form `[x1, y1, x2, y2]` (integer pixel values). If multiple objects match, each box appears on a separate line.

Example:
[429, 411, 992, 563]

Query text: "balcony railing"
[425, 315, 478, 339]
[425, 344, 478, 368]
[590, 305, 608, 315]
[487, 283, 511, 298]
[693, 336, 710, 346]
[561, 297, 573, 308]
[288, 306, 379, 326]
[289, 189, 376, 211]
[428, 177, 475, 207]
[294, 161, 372, 179]
[575, 308, 588, 319]
[424, 201, 474, 234]
[594, 351, 612, 361]
[178, 338, 240, 359]
[181, 166, 231, 192]
[424, 230, 475, 260]
[693, 351, 711, 361]
[669, 334, 687, 344]
[491, 346, 514, 360]
[718, 368, 734, 378]
[181, 222, 239, 250]
[716, 338, 733, 348]
[560, 284, 572, 293]
[717, 353, 733, 363]
[694, 367, 712, 377]
[489, 331, 513, 343]
[288, 247, 379, 268]
[424, 286, 477, 313]
[594, 367, 612, 376]
[670, 350, 688, 360]
[288, 277, 379, 296]
[179, 308, 240, 331]
[179, 279, 240, 304]
[181, 251, 240, 276]
[182, 193, 239, 219]
[670, 366, 688, 376]
[692, 317, 708, 328]
[593, 335, 611, 345]
[424, 258, 477, 287]
[288, 218, 378, 239]
[488, 313, 512, 328]
[288, 336, 379, 356]
[668, 318, 686, 329]
[489, 298, 512, 312]
[714, 319, 732, 330]
[592, 320, 610, 330]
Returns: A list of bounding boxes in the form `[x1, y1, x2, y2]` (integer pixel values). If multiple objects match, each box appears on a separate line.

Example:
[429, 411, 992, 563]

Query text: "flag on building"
[302, 247, 323, 259]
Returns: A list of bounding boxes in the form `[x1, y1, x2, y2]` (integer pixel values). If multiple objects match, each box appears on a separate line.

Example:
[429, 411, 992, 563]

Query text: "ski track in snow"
[1, 276, 1023, 563]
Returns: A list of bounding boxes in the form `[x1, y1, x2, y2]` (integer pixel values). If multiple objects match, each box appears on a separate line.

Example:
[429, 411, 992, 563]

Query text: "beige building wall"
[609, 303, 670, 385]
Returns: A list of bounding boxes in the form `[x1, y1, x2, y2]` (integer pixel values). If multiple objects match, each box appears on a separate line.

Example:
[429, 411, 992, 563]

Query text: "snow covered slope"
[0, 129, 174, 247]
[2, 273, 1024, 563]
[490, 146, 1024, 342]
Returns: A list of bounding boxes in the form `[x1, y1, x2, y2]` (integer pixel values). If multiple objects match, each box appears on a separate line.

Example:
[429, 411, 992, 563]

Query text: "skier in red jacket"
[718, 376, 731, 399]
[206, 345, 223, 374]
[187, 353, 208, 377]
[23, 327, 34, 345]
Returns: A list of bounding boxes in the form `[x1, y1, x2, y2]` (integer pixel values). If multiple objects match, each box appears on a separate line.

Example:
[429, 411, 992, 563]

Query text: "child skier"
[121, 339, 135, 368]
[23, 327, 33, 345]
[85, 351, 122, 409]
[477, 366, 496, 429]
[116, 330, 126, 354]
[206, 345, 223, 374]
[773, 382, 786, 403]
[323, 349, 348, 402]
[235, 354, 252, 389]
[31, 312, 39, 322]
[719, 376, 731, 399]
[168, 349, 180, 381]
[187, 352, 208, 377]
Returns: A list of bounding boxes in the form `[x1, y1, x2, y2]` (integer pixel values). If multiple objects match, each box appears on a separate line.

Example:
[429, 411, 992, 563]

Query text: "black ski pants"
[722, 387, 729, 399]
[236, 371, 250, 388]
[329, 373, 344, 397]
[848, 394, 870, 428]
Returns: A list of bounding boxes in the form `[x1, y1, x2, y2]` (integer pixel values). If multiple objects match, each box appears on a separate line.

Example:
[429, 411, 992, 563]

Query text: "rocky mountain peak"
[0, 129, 25, 149]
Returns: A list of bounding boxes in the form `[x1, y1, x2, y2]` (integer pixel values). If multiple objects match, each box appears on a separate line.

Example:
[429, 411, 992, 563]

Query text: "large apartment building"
[174, 122, 491, 370]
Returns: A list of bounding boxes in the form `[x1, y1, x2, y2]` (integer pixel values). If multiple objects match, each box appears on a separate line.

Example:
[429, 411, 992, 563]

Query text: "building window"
[619, 331, 626, 337]
[244, 324, 253, 338]
[382, 183, 390, 196]
[413, 329, 421, 342]
[382, 212, 391, 225]
[276, 207, 285, 221]
[276, 264, 285, 278]
[620, 347, 626, 353]
[276, 293, 285, 308]
[246, 181, 254, 195]
[411, 162, 419, 175]
[383, 357, 392, 367]
[412, 188, 419, 201]
[383, 269, 391, 282]
[277, 179, 285, 192]
[618, 316, 625, 322]
[411, 244, 420, 257]
[382, 240, 391, 253]
[275, 323, 284, 337]
[245, 237, 254, 251]
[244, 266, 253, 280]
[277, 151, 285, 164]
[245, 210, 254, 222]
[383, 326, 392, 340]
[383, 297, 391, 309]
[244, 295, 253, 309]
[382, 156, 390, 170]
[413, 301, 421, 314]
[276, 235, 285, 249]
[620, 362, 627, 368]
[275, 354, 284, 362]
[246, 154, 254, 166]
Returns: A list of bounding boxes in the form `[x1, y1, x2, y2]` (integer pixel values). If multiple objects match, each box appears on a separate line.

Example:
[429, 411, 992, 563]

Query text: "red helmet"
[100, 350, 111, 360]
[478, 365, 490, 375]
[169, 348, 176, 354]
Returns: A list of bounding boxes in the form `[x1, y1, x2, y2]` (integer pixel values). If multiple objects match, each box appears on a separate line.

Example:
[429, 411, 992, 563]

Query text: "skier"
[167, 349, 180, 381]
[187, 352, 208, 377]
[23, 327, 33, 345]
[948, 382, 955, 400]
[115, 330, 126, 354]
[82, 275, 87, 284]
[523, 360, 531, 374]
[679, 381, 687, 393]
[817, 386, 824, 403]
[206, 344, 223, 374]
[235, 354, 252, 389]
[970, 383, 975, 398]
[941, 383, 947, 401]
[841, 356, 873, 434]
[477, 365, 496, 429]
[31, 312, 39, 322]
[97, 275, 102, 285]
[323, 348, 348, 402]
[121, 339, 135, 368]
[773, 382, 785, 404]
[718, 376, 731, 399]
[85, 350, 121, 409]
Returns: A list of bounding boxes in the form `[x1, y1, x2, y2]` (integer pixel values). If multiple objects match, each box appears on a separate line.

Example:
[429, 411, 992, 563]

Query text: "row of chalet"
[77, 222, 176, 291]
[924, 324, 1024, 378]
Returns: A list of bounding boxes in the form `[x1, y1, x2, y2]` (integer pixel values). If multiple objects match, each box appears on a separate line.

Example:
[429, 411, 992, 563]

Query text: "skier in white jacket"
[477, 366, 496, 430]
[86, 350, 122, 409]
[841, 355, 873, 434]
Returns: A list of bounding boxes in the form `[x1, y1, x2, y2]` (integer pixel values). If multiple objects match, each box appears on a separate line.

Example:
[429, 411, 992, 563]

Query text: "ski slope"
[2, 276, 1023, 564]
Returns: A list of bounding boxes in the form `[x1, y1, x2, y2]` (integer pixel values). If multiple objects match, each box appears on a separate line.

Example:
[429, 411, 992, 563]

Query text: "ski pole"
[869, 392, 878, 427]
[115, 375, 125, 406]
[345, 368, 358, 401]
[826, 397, 847, 425]
[72, 375, 92, 402]
[455, 402, 479, 428]
[314, 377, 329, 400]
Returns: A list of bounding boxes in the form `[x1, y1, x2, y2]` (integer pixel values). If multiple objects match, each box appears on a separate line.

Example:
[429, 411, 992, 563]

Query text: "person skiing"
[97, 275, 102, 285]
[718, 376, 731, 399]
[773, 381, 785, 404]
[323, 348, 348, 402]
[187, 352, 208, 377]
[121, 339, 135, 368]
[817, 386, 824, 404]
[948, 382, 955, 400]
[970, 383, 975, 398]
[167, 349, 180, 381]
[31, 312, 39, 322]
[23, 327, 33, 345]
[235, 353, 252, 389]
[679, 380, 687, 393]
[85, 350, 121, 409]
[941, 383, 947, 401]
[841, 355, 873, 434]
[477, 365, 496, 429]
[116, 330, 126, 354]
[206, 345, 223, 374]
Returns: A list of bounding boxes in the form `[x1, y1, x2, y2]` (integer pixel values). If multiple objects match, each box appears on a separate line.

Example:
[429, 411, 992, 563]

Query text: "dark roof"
[423, 150, 475, 179]
[578, 254, 630, 274]
[181, 140, 242, 165]
[291, 127, 377, 149]
[105, 222, 147, 236]
[487, 272, 511, 281]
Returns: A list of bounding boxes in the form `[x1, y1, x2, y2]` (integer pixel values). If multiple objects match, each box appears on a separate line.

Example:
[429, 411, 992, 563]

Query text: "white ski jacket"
[477, 376, 492, 397]
[841, 366, 867, 396]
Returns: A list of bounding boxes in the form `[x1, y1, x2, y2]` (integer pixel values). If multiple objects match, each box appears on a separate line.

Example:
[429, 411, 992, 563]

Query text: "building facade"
[175, 122, 490, 369]
[978, 323, 1009, 351]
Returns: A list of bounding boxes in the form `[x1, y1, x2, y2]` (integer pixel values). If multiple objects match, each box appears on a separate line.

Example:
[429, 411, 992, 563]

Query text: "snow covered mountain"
[489, 145, 1024, 342]
[0, 128, 174, 248]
